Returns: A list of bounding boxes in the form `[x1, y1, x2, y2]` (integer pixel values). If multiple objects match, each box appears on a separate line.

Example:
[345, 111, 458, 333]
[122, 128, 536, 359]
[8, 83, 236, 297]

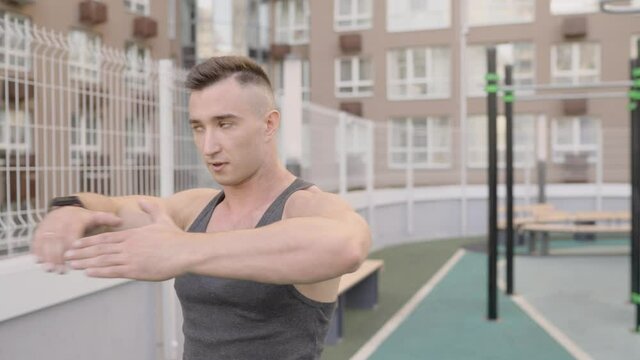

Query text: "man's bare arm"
[65, 190, 372, 284]
[32, 189, 216, 273]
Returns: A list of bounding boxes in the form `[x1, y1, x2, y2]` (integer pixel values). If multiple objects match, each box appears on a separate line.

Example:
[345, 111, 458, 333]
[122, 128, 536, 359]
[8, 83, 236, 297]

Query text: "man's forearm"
[182, 215, 370, 284]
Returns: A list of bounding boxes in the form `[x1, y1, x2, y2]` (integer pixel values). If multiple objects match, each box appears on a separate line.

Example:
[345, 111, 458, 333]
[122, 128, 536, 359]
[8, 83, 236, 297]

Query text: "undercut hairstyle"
[185, 56, 273, 93]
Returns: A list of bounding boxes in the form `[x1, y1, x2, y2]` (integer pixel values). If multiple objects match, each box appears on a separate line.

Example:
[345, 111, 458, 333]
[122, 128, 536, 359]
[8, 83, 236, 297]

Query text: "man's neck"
[220, 162, 296, 214]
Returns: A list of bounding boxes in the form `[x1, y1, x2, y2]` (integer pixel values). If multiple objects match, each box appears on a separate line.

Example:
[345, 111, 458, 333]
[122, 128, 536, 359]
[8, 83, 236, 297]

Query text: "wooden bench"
[325, 259, 384, 345]
[520, 223, 630, 255]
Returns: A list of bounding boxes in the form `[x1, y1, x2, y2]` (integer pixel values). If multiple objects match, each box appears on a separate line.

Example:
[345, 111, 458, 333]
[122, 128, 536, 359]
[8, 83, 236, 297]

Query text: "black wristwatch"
[48, 195, 85, 212]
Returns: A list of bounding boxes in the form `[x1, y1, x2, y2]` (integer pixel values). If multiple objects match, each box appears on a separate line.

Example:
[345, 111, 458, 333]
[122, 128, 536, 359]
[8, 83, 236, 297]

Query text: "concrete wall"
[0, 280, 161, 360]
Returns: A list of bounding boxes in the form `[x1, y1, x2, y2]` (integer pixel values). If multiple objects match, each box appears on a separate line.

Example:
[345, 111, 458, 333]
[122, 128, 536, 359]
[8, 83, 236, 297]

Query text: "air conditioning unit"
[79, 0, 108, 25]
[2, 0, 36, 5]
[133, 16, 157, 39]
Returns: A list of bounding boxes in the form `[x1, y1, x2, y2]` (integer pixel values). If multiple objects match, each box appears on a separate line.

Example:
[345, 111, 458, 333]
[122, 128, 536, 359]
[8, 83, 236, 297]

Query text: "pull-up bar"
[501, 80, 634, 92]
[485, 40, 640, 333]
[505, 91, 627, 102]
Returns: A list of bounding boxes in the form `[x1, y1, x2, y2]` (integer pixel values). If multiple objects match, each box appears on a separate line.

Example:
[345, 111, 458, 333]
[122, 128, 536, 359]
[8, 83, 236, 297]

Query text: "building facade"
[268, 0, 640, 189]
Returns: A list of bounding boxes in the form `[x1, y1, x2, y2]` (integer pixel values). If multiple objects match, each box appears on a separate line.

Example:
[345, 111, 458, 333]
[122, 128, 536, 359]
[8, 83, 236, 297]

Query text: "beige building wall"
[269, 0, 640, 189]
[0, 0, 180, 61]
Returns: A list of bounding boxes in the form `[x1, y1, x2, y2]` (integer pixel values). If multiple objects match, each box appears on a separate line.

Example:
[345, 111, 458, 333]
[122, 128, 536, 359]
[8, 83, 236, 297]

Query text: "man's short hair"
[185, 56, 273, 92]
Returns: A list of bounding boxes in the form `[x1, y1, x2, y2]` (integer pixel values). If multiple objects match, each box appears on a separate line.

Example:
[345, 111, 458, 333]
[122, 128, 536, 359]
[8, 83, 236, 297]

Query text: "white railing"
[0, 20, 207, 259]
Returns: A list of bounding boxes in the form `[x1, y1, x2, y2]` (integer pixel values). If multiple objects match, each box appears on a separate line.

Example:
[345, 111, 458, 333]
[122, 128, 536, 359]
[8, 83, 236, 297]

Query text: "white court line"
[350, 248, 466, 360]
[498, 260, 593, 360]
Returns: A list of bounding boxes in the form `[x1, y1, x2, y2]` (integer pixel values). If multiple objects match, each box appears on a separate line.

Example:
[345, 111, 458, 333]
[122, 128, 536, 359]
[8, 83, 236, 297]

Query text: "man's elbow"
[343, 224, 371, 273]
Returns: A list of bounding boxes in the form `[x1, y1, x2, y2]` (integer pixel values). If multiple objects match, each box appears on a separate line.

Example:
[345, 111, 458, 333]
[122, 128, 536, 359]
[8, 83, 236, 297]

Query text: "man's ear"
[264, 109, 280, 140]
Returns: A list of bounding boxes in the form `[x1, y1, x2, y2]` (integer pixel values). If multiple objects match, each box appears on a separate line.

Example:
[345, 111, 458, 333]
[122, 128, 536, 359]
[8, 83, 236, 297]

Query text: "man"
[32, 56, 371, 359]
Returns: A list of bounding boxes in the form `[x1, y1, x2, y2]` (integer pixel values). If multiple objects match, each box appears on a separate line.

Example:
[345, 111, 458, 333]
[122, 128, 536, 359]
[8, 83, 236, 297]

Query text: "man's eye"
[191, 125, 204, 132]
[220, 122, 232, 128]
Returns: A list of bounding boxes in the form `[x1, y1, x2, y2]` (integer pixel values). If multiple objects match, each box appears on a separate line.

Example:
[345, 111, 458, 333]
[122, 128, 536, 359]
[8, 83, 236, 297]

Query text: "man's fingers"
[69, 254, 127, 270]
[87, 211, 123, 228]
[85, 265, 129, 278]
[68, 232, 124, 251]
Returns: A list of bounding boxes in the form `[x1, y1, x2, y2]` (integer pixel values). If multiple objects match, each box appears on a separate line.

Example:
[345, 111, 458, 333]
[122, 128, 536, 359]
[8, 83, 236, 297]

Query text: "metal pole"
[631, 55, 640, 332]
[158, 59, 179, 360]
[486, 47, 499, 320]
[505, 65, 514, 295]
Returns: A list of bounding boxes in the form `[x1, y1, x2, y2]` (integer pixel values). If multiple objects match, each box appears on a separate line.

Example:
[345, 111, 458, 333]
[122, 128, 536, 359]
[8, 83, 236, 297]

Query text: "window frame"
[68, 30, 102, 83]
[468, 0, 535, 27]
[0, 11, 32, 71]
[386, 0, 451, 33]
[334, 0, 372, 32]
[550, 0, 599, 15]
[0, 104, 32, 152]
[551, 42, 601, 85]
[274, 0, 310, 45]
[124, 117, 153, 164]
[69, 111, 102, 165]
[467, 42, 535, 98]
[551, 116, 599, 164]
[387, 46, 451, 101]
[335, 56, 374, 98]
[125, 42, 152, 89]
[124, 0, 150, 16]
[466, 114, 536, 169]
[387, 116, 452, 170]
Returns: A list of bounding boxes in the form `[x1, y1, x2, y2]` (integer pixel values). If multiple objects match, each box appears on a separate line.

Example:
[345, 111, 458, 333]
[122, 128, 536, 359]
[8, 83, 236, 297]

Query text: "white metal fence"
[0, 20, 210, 259]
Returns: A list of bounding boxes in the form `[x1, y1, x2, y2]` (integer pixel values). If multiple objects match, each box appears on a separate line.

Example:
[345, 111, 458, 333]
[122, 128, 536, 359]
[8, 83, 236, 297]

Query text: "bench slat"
[338, 259, 384, 294]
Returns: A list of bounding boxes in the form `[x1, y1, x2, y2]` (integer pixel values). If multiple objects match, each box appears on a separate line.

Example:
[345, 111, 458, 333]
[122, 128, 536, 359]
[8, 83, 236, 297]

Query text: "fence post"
[158, 59, 178, 360]
[338, 112, 347, 196]
[282, 57, 303, 176]
[366, 121, 375, 241]
[406, 119, 414, 236]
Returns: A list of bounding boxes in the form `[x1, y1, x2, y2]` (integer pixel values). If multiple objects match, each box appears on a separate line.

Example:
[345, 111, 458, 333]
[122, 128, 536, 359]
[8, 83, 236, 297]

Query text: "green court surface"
[322, 237, 581, 360]
[368, 251, 573, 360]
[322, 238, 478, 360]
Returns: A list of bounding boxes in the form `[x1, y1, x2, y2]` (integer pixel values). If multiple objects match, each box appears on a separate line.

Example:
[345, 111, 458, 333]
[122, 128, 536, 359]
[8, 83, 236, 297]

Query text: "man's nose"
[202, 130, 222, 155]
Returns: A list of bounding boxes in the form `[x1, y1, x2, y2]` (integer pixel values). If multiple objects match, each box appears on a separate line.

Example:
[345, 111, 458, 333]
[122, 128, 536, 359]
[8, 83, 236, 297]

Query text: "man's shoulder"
[283, 185, 352, 219]
[167, 188, 221, 229]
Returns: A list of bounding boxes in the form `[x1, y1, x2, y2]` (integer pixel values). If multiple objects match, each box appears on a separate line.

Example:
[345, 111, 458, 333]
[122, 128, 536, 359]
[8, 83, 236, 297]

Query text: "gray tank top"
[174, 178, 336, 360]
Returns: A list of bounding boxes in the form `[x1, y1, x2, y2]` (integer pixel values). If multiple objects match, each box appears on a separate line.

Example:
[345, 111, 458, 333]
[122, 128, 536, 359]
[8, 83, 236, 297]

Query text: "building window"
[124, 0, 150, 16]
[0, 104, 31, 152]
[125, 117, 152, 163]
[552, 116, 599, 163]
[247, 0, 271, 58]
[387, 46, 450, 100]
[68, 31, 101, 83]
[386, 0, 450, 32]
[632, 34, 639, 59]
[126, 43, 151, 88]
[467, 42, 534, 97]
[0, 12, 31, 71]
[468, 0, 534, 27]
[335, 57, 373, 98]
[275, 0, 309, 45]
[466, 114, 536, 168]
[388, 117, 451, 169]
[551, 42, 600, 85]
[70, 111, 101, 164]
[550, 0, 599, 15]
[335, 0, 372, 31]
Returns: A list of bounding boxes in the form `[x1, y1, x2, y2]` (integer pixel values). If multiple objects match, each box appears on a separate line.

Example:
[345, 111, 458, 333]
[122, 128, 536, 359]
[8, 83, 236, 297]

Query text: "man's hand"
[64, 200, 190, 281]
[32, 207, 123, 274]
